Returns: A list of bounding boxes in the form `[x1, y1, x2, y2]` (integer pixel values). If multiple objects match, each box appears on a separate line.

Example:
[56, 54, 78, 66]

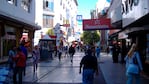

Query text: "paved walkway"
[99, 53, 149, 84]
[1, 51, 149, 84]
[22, 52, 105, 84]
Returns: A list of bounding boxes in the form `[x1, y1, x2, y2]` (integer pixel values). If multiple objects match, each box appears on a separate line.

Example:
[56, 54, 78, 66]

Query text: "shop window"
[43, 0, 54, 12]
[3, 25, 16, 56]
[21, 0, 32, 12]
[7, 0, 17, 6]
[43, 15, 54, 28]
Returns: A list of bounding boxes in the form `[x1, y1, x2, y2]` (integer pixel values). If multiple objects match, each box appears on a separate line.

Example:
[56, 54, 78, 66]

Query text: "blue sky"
[77, 0, 111, 19]
[77, 0, 98, 19]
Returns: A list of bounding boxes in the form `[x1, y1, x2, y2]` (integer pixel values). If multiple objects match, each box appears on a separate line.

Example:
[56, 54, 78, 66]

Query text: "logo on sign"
[95, 20, 100, 25]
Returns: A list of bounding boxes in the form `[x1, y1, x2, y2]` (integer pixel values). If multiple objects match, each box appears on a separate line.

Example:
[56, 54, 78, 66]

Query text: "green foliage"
[46, 28, 54, 35]
[81, 30, 100, 44]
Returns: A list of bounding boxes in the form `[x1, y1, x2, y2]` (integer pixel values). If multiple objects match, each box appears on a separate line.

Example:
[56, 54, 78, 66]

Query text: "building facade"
[108, 0, 149, 73]
[122, 0, 149, 73]
[34, 0, 78, 47]
[0, 0, 40, 59]
[96, 0, 110, 51]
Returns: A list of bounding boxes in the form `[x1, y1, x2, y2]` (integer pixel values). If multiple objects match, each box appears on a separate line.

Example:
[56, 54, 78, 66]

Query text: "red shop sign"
[83, 18, 113, 30]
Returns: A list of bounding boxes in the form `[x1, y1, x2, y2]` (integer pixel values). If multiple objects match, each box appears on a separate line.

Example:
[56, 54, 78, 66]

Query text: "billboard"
[83, 18, 113, 30]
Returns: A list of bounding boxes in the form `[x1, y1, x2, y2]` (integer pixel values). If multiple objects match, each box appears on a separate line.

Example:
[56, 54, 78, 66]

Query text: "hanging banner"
[83, 18, 113, 30]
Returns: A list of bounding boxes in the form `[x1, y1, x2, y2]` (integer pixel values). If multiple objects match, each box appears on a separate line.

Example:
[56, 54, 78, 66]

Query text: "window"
[43, 0, 54, 12]
[43, 15, 54, 28]
[21, 0, 32, 12]
[7, 0, 17, 6]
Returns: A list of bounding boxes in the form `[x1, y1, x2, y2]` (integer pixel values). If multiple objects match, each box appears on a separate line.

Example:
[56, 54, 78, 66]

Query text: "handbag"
[127, 63, 139, 74]
[127, 54, 139, 74]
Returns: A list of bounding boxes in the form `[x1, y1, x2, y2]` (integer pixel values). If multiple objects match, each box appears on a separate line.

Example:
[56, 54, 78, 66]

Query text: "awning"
[0, 11, 41, 30]
[118, 32, 128, 39]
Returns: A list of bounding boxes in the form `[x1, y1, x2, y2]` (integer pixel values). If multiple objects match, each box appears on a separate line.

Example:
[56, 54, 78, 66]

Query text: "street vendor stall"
[39, 35, 56, 60]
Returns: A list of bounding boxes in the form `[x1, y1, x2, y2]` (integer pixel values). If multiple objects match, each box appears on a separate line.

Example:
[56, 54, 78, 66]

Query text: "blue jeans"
[126, 72, 140, 84]
[82, 69, 94, 84]
[96, 52, 100, 58]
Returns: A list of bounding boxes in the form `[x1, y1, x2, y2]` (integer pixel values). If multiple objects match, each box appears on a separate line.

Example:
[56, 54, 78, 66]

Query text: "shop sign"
[122, 0, 139, 14]
[61, 24, 70, 27]
[76, 15, 82, 21]
[83, 18, 113, 30]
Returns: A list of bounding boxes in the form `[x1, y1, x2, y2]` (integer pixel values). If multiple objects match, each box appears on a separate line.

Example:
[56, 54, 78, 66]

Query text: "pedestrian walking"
[13, 47, 26, 84]
[68, 45, 75, 63]
[106, 46, 110, 55]
[19, 43, 28, 76]
[79, 49, 99, 84]
[95, 46, 100, 61]
[64, 46, 68, 57]
[111, 43, 121, 63]
[32, 45, 40, 72]
[125, 43, 143, 84]
[58, 47, 63, 62]
[8, 46, 17, 71]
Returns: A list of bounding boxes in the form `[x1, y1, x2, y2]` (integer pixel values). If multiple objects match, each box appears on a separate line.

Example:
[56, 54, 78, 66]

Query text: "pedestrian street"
[23, 52, 84, 84]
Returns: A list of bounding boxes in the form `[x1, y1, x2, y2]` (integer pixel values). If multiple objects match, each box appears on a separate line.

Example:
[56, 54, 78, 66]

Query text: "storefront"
[123, 27, 149, 73]
[0, 15, 40, 60]
[122, 0, 149, 73]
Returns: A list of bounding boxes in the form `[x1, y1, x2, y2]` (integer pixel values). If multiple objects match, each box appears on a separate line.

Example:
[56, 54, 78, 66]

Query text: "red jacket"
[14, 52, 26, 67]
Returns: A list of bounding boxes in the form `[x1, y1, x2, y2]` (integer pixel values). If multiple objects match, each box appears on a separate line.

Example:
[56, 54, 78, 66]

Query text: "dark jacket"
[80, 55, 98, 71]
[69, 46, 75, 54]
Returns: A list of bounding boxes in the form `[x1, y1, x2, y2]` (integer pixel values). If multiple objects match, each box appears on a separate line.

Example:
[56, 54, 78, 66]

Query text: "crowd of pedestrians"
[6, 39, 148, 84]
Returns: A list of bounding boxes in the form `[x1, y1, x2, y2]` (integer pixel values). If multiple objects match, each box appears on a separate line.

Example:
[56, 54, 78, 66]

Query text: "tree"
[81, 30, 100, 45]
[46, 28, 54, 35]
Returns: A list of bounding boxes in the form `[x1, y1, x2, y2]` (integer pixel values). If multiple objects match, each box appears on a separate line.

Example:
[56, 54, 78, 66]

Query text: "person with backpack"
[125, 43, 143, 84]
